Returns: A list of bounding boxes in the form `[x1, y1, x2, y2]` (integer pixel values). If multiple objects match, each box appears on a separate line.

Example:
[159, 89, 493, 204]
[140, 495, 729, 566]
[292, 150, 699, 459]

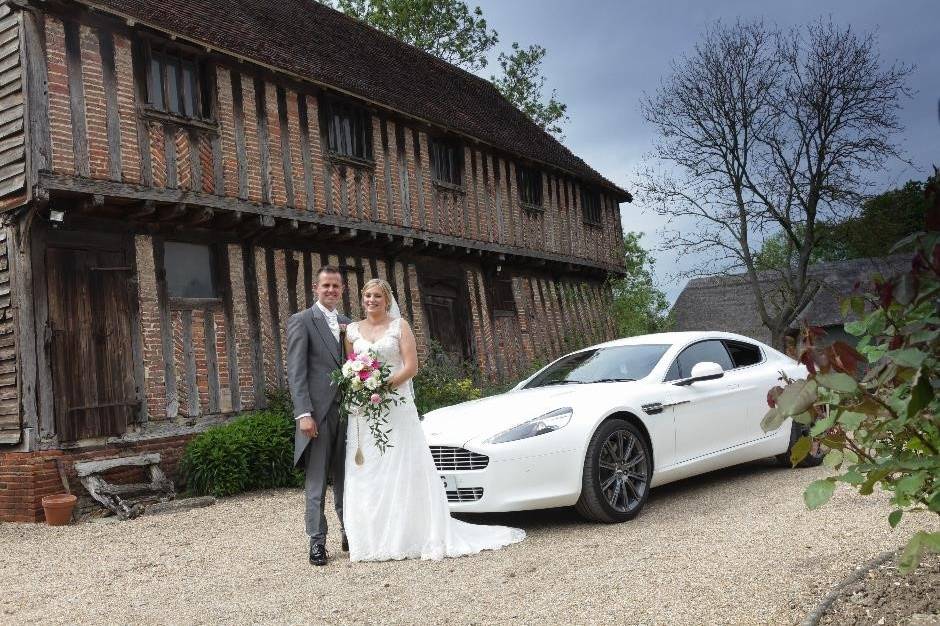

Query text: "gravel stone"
[0, 459, 932, 625]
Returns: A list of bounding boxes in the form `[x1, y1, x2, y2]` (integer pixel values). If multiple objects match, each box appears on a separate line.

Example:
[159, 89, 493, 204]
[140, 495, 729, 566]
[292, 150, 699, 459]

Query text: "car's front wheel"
[776, 420, 825, 468]
[575, 419, 652, 523]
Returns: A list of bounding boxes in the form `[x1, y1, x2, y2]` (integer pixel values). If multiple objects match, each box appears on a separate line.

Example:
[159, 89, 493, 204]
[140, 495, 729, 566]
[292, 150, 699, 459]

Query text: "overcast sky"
[474, 0, 939, 302]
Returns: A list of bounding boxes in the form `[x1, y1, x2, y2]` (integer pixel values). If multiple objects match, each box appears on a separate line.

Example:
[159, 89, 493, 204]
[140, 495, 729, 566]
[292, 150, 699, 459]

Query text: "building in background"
[0, 0, 629, 521]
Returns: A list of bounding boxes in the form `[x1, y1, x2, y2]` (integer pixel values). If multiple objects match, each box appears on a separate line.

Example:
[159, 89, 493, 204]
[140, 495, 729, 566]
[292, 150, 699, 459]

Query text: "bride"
[342, 278, 526, 562]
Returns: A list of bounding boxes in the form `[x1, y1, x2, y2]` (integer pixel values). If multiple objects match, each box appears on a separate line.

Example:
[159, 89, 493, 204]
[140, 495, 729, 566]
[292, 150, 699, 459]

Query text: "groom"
[287, 265, 350, 566]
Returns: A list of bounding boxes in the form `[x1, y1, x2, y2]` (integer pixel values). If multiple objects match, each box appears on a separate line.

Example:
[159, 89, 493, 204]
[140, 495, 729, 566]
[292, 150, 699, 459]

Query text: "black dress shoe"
[309, 543, 328, 566]
[341, 535, 349, 552]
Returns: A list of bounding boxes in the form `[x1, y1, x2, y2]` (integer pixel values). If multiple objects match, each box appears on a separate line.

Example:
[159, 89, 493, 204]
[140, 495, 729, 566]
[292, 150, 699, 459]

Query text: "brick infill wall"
[0, 434, 194, 523]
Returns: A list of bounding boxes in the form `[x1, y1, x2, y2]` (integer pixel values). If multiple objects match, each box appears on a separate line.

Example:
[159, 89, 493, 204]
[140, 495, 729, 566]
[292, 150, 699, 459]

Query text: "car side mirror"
[674, 361, 725, 386]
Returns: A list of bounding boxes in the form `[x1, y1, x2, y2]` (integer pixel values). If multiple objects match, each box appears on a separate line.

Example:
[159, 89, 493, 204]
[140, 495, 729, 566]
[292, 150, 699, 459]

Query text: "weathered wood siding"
[37, 13, 624, 270]
[0, 2, 26, 210]
[0, 227, 16, 442]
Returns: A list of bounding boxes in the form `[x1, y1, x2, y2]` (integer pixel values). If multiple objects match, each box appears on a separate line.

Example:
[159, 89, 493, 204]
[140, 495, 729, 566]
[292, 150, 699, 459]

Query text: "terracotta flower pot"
[41, 493, 77, 526]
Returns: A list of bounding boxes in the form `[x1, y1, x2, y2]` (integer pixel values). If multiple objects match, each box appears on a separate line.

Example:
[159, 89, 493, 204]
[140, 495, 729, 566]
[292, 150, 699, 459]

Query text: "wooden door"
[46, 244, 138, 441]
[419, 268, 473, 362]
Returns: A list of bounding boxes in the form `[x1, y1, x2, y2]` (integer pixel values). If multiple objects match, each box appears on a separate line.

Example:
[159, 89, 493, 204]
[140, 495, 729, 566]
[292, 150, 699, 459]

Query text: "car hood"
[422, 382, 640, 446]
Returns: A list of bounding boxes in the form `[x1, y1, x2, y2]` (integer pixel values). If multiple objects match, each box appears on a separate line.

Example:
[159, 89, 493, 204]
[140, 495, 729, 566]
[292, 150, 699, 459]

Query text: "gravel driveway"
[0, 460, 929, 625]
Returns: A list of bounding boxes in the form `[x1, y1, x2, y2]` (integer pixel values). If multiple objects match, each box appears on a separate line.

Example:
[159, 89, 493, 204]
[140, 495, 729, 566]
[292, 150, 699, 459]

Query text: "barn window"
[143, 42, 211, 120]
[581, 187, 602, 226]
[325, 100, 373, 162]
[517, 165, 543, 209]
[488, 275, 517, 315]
[164, 242, 218, 300]
[430, 137, 463, 187]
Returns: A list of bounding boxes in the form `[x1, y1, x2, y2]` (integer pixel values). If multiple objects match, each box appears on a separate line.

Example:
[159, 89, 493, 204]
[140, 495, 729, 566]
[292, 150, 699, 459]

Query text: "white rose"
[369, 370, 381, 381]
[342, 362, 354, 377]
[350, 360, 365, 373]
[351, 377, 363, 391]
[365, 376, 379, 390]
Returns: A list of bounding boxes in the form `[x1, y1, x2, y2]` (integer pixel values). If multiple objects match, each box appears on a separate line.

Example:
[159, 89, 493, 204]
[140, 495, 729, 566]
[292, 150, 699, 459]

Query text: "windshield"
[524, 344, 670, 389]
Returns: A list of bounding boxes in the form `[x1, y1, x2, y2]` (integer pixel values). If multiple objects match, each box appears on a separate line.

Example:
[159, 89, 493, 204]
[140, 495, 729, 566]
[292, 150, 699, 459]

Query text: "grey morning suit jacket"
[287, 304, 350, 468]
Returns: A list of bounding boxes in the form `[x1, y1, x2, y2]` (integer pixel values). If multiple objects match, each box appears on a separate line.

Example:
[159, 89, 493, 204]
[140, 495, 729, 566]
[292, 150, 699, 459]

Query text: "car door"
[664, 340, 743, 462]
[721, 339, 774, 444]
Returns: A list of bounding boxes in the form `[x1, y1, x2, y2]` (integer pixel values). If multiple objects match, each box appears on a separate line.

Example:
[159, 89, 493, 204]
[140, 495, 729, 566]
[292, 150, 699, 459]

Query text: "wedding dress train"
[342, 319, 526, 562]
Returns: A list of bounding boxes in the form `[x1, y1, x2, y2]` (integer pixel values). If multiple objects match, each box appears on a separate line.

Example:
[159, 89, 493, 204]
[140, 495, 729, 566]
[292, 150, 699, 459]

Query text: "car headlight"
[484, 407, 573, 444]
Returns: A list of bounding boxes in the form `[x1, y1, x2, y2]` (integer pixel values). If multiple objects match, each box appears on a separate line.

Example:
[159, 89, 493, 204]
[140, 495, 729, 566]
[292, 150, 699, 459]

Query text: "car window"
[724, 340, 763, 368]
[665, 340, 734, 381]
[524, 344, 670, 388]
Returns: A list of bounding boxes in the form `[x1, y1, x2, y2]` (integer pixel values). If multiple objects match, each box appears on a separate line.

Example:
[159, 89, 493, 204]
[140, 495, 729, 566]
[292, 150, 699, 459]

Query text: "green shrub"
[413, 341, 483, 414]
[180, 390, 302, 497]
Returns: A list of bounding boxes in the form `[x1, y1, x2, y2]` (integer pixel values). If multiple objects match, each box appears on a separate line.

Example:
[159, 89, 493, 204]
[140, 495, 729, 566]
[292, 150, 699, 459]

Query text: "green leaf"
[894, 472, 926, 497]
[860, 468, 892, 495]
[838, 470, 865, 485]
[888, 510, 902, 528]
[837, 411, 867, 431]
[842, 449, 859, 465]
[810, 412, 836, 436]
[907, 368, 934, 418]
[790, 435, 812, 466]
[822, 449, 843, 468]
[844, 320, 866, 336]
[793, 411, 814, 426]
[776, 380, 818, 417]
[887, 348, 927, 369]
[760, 407, 787, 433]
[898, 531, 940, 574]
[804, 479, 836, 509]
[815, 372, 859, 394]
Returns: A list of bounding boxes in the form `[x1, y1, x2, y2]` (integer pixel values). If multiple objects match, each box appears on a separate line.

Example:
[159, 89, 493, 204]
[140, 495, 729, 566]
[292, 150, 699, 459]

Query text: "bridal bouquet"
[330, 350, 402, 462]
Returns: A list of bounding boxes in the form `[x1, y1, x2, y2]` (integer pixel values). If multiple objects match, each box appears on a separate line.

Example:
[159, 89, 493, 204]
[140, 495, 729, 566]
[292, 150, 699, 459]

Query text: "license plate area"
[439, 473, 458, 492]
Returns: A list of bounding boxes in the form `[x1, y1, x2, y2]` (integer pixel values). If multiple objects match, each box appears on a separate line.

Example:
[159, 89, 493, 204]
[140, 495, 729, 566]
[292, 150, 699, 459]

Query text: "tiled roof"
[77, 0, 630, 201]
[670, 255, 912, 344]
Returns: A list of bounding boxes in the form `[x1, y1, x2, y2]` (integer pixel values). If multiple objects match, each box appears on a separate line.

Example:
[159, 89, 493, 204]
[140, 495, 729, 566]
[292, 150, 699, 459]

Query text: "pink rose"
[347, 353, 357, 362]
[371, 359, 381, 369]
[358, 369, 371, 381]
[357, 353, 372, 363]
[370, 393, 382, 404]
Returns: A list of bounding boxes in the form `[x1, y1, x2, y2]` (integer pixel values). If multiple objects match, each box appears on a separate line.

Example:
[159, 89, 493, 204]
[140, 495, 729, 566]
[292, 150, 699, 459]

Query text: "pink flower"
[371, 359, 381, 369]
[370, 393, 382, 404]
[358, 369, 371, 381]
[357, 352, 372, 364]
[347, 353, 357, 362]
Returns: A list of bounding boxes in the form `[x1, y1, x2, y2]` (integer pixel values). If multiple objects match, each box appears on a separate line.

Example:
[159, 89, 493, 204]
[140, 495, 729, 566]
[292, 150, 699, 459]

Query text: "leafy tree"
[329, 0, 498, 72]
[755, 179, 930, 270]
[491, 43, 569, 138]
[607, 232, 671, 337]
[639, 19, 912, 349]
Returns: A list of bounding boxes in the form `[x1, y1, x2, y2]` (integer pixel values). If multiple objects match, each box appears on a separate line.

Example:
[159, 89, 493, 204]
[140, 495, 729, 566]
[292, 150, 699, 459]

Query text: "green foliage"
[607, 232, 671, 337]
[327, 0, 498, 72]
[491, 42, 569, 138]
[180, 390, 302, 497]
[760, 185, 940, 572]
[754, 178, 931, 270]
[413, 340, 483, 414]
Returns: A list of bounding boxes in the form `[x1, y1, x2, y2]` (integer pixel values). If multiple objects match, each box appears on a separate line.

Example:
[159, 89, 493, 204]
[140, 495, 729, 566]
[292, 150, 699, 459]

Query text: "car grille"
[447, 488, 484, 503]
[430, 446, 489, 471]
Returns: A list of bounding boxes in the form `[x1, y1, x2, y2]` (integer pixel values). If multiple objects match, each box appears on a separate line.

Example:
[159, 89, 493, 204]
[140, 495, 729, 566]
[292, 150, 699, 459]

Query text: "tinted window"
[165, 242, 216, 299]
[725, 340, 762, 368]
[666, 340, 734, 381]
[525, 344, 670, 388]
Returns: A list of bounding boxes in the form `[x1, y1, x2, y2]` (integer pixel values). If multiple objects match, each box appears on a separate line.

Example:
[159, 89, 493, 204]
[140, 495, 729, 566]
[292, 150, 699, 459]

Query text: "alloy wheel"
[597, 429, 649, 514]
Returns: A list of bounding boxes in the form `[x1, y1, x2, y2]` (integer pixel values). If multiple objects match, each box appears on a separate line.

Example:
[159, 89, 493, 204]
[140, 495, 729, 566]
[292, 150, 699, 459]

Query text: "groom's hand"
[299, 416, 318, 439]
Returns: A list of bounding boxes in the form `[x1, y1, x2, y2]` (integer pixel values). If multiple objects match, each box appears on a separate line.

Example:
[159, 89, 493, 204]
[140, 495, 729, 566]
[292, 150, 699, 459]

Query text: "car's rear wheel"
[575, 419, 651, 523]
[776, 420, 825, 468]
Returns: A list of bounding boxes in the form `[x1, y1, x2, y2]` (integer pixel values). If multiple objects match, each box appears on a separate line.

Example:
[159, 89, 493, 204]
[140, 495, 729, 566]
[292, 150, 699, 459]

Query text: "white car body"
[422, 331, 807, 514]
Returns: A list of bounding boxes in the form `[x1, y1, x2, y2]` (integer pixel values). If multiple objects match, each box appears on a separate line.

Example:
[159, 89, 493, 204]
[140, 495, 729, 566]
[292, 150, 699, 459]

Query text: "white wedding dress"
[343, 319, 526, 562]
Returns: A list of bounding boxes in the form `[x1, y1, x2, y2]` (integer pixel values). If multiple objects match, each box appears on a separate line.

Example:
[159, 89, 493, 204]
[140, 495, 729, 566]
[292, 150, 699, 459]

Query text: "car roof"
[590, 331, 771, 350]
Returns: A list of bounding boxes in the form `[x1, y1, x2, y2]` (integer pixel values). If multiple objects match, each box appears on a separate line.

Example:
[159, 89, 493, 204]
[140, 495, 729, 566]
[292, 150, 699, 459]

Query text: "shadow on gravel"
[453, 458, 788, 530]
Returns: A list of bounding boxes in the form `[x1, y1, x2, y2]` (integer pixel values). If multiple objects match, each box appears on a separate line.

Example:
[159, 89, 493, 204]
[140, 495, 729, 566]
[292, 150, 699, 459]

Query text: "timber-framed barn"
[0, 0, 629, 521]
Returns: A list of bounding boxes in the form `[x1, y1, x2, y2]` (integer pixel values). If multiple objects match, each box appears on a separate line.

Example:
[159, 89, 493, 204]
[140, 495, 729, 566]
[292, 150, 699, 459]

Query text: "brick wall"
[0, 435, 193, 523]
[39, 14, 624, 271]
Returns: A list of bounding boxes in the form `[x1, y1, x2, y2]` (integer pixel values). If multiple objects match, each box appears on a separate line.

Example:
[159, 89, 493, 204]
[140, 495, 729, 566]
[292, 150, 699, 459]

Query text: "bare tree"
[638, 19, 912, 348]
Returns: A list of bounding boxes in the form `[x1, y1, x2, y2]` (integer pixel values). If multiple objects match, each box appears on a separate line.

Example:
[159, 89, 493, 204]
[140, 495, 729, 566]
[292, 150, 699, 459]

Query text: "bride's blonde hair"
[361, 278, 394, 312]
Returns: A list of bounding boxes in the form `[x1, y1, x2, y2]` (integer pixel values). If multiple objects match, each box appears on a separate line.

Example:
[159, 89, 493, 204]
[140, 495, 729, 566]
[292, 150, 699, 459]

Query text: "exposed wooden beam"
[127, 200, 156, 219]
[157, 203, 187, 222]
[184, 207, 214, 226]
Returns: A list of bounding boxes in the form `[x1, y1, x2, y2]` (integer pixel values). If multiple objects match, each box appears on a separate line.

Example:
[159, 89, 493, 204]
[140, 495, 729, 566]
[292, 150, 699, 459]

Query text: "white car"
[422, 331, 821, 523]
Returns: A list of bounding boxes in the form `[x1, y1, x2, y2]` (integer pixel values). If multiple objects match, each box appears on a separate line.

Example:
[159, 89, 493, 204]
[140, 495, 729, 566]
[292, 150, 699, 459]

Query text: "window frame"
[517, 164, 543, 211]
[140, 38, 214, 126]
[662, 339, 735, 382]
[487, 273, 517, 317]
[722, 339, 765, 370]
[580, 186, 603, 226]
[324, 98, 374, 165]
[429, 136, 464, 189]
[163, 240, 223, 308]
